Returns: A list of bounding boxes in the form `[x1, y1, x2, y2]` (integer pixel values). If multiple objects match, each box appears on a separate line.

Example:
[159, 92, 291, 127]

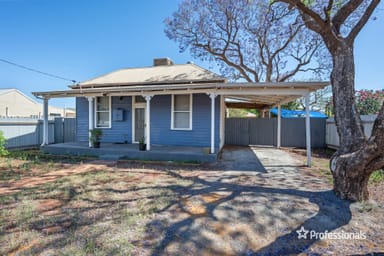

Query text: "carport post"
[41, 97, 49, 146]
[209, 93, 216, 154]
[277, 104, 281, 148]
[305, 93, 312, 167]
[87, 97, 94, 148]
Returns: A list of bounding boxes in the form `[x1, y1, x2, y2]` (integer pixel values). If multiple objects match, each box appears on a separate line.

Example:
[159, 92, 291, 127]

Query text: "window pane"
[97, 97, 109, 111]
[174, 112, 190, 129]
[96, 112, 110, 127]
[174, 95, 190, 111]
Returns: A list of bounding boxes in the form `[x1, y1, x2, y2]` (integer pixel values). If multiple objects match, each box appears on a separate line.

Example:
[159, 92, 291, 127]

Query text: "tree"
[165, 0, 331, 83]
[286, 84, 332, 111]
[273, 0, 383, 201]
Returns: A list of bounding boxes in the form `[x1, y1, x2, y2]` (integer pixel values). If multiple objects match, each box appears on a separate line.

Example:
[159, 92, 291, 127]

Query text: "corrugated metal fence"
[225, 118, 326, 148]
[326, 115, 376, 149]
[0, 117, 76, 149]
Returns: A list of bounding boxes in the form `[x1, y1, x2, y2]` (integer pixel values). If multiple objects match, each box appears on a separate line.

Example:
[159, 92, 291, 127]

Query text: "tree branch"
[324, 0, 334, 23]
[333, 0, 364, 32]
[347, 0, 380, 44]
[275, 0, 337, 49]
[275, 0, 325, 27]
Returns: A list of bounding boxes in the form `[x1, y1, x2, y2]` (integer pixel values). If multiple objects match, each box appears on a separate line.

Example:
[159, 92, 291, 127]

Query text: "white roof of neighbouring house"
[0, 88, 75, 117]
[0, 88, 15, 95]
[72, 63, 226, 89]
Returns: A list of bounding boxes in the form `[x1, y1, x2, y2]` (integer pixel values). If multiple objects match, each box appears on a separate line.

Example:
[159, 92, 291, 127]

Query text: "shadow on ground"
[149, 170, 351, 255]
[1, 146, 374, 255]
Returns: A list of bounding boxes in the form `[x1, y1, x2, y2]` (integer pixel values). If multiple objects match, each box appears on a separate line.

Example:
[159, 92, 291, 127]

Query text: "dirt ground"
[0, 147, 383, 255]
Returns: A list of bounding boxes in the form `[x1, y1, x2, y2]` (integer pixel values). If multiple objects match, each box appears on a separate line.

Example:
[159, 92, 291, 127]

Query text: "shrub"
[370, 169, 384, 183]
[0, 131, 8, 156]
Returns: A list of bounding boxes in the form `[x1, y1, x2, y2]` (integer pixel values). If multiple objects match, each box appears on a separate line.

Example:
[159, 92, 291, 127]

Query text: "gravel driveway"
[148, 145, 384, 255]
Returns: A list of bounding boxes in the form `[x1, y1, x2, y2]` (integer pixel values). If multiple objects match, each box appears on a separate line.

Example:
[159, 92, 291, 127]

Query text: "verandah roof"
[33, 81, 329, 110]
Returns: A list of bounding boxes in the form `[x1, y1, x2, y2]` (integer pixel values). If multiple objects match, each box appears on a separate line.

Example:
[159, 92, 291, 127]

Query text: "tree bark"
[330, 43, 365, 153]
[329, 42, 384, 201]
[329, 43, 372, 201]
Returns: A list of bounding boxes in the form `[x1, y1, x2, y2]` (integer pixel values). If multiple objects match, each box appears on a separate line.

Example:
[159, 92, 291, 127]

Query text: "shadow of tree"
[150, 169, 352, 255]
[0, 148, 358, 255]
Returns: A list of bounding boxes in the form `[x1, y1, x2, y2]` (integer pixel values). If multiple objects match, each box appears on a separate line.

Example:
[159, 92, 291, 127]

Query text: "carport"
[218, 82, 329, 167]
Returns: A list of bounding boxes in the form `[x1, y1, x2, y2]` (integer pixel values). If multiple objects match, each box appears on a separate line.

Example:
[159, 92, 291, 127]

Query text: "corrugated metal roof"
[73, 64, 226, 88]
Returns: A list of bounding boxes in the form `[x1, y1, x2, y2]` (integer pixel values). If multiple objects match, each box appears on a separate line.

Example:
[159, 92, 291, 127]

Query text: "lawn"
[0, 148, 383, 255]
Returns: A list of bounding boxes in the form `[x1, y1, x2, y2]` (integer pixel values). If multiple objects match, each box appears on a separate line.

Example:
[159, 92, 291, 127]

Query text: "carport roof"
[33, 81, 329, 110]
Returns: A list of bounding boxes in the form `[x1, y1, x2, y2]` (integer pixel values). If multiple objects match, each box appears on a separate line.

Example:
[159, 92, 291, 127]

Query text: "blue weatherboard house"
[74, 59, 224, 150]
[33, 58, 328, 163]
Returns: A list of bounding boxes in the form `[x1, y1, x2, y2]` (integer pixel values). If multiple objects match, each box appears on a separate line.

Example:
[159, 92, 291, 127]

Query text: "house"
[0, 88, 75, 118]
[32, 58, 328, 164]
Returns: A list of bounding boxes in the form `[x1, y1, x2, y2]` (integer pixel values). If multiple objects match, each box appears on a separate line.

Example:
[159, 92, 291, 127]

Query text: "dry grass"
[0, 151, 192, 255]
[0, 148, 383, 255]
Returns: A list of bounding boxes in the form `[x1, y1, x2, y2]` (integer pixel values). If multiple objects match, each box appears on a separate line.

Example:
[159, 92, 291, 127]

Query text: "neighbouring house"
[32, 58, 328, 164]
[0, 88, 75, 118]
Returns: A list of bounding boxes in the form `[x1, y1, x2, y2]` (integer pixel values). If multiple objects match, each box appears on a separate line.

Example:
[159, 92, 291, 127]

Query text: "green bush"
[370, 169, 384, 183]
[0, 131, 8, 156]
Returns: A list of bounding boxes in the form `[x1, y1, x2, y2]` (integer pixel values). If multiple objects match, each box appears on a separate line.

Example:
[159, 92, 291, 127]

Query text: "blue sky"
[0, 0, 383, 108]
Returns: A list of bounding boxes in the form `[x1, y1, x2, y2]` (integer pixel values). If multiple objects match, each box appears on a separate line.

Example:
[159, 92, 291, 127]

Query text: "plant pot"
[93, 142, 100, 148]
[139, 143, 146, 151]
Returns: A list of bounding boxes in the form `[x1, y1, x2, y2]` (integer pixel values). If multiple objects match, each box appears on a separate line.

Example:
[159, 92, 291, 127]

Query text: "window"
[172, 94, 192, 130]
[95, 96, 111, 128]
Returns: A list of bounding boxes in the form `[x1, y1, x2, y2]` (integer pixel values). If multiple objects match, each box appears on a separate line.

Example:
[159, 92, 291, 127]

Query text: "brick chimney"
[153, 57, 174, 66]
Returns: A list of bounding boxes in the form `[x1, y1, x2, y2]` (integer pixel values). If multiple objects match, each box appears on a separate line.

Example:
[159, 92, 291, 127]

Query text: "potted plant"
[89, 129, 103, 148]
[139, 136, 146, 151]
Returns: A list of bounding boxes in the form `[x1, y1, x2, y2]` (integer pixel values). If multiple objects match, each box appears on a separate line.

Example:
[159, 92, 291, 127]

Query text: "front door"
[134, 107, 145, 143]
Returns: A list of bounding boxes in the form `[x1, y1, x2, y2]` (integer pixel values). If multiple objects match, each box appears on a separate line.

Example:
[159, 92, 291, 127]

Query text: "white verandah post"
[305, 93, 312, 167]
[87, 97, 94, 148]
[277, 103, 281, 148]
[145, 95, 152, 151]
[41, 97, 49, 146]
[209, 93, 217, 154]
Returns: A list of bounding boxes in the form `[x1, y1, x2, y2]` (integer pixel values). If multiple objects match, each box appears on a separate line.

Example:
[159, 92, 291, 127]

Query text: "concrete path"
[216, 145, 302, 175]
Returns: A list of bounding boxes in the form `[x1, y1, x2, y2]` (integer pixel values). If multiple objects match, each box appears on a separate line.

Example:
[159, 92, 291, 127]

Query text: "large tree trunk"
[329, 43, 375, 201]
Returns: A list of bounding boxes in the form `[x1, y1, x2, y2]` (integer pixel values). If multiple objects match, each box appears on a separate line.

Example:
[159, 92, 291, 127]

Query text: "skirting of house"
[41, 142, 218, 163]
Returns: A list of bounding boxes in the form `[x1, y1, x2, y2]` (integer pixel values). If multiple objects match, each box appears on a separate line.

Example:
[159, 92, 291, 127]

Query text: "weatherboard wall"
[76, 94, 220, 148]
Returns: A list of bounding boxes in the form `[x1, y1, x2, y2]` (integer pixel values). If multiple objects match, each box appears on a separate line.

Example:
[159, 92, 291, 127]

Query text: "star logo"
[296, 226, 309, 239]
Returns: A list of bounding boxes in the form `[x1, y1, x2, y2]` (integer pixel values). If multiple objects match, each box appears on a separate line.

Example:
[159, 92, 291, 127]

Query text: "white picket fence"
[326, 115, 377, 149]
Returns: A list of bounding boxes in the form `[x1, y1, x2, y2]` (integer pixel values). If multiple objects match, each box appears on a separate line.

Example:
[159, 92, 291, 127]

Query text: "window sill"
[170, 128, 192, 131]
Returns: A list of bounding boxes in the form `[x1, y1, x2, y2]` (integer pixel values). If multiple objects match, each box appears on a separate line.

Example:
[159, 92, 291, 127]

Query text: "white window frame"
[171, 94, 192, 130]
[94, 96, 112, 128]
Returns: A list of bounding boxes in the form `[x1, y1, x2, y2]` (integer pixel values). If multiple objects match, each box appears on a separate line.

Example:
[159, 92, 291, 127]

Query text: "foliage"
[227, 108, 257, 118]
[165, 0, 330, 83]
[139, 136, 145, 144]
[89, 129, 103, 143]
[370, 169, 384, 184]
[0, 130, 9, 156]
[356, 89, 384, 115]
[325, 89, 384, 116]
[282, 101, 301, 110]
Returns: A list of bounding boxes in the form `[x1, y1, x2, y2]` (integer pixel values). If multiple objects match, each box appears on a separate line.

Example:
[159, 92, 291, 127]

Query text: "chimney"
[153, 57, 174, 66]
